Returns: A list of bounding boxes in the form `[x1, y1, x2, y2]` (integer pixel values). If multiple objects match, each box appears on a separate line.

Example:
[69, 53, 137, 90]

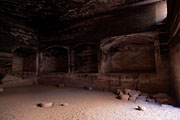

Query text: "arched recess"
[100, 34, 156, 73]
[12, 47, 36, 72]
[41, 46, 68, 73]
[73, 43, 98, 73]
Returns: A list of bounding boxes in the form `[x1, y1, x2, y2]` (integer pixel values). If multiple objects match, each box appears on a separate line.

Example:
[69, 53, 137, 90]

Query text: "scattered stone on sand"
[37, 102, 53, 108]
[119, 91, 124, 96]
[137, 96, 147, 102]
[129, 90, 141, 98]
[147, 98, 155, 103]
[58, 84, 65, 88]
[115, 89, 124, 96]
[124, 89, 132, 95]
[136, 106, 146, 111]
[0, 88, 3, 92]
[116, 90, 177, 107]
[60, 103, 69, 106]
[129, 96, 137, 101]
[120, 94, 129, 100]
[115, 89, 122, 95]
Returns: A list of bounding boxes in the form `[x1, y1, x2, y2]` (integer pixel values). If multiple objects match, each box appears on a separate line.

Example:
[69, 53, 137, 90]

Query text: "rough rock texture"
[147, 98, 156, 103]
[124, 89, 132, 95]
[101, 33, 156, 73]
[120, 94, 129, 100]
[1, 73, 37, 87]
[38, 72, 169, 93]
[129, 90, 141, 98]
[0, 0, 170, 96]
[170, 31, 180, 105]
[37, 102, 53, 108]
[129, 96, 137, 101]
[40, 47, 68, 73]
[167, 0, 180, 105]
[115, 89, 123, 95]
[137, 96, 147, 101]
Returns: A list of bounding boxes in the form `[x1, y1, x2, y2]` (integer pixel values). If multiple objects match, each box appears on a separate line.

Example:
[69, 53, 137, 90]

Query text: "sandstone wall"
[37, 32, 170, 94]
[170, 32, 180, 104]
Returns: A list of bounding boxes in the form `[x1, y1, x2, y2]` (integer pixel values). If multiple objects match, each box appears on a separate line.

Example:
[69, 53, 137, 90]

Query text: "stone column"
[35, 52, 41, 85]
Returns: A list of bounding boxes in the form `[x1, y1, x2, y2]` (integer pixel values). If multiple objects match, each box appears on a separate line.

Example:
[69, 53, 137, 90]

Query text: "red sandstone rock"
[129, 90, 141, 98]
[129, 96, 137, 101]
[147, 98, 155, 103]
[137, 96, 147, 101]
[119, 91, 124, 96]
[115, 89, 123, 95]
[115, 89, 121, 95]
[120, 94, 129, 100]
[60, 103, 69, 106]
[136, 106, 146, 111]
[124, 89, 132, 95]
[37, 102, 53, 108]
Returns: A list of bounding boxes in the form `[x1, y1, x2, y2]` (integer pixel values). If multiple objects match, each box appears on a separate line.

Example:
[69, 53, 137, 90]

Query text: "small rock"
[60, 103, 68, 106]
[120, 94, 129, 100]
[119, 91, 124, 96]
[129, 90, 141, 98]
[137, 96, 147, 102]
[129, 96, 137, 101]
[147, 98, 155, 103]
[136, 106, 146, 111]
[37, 102, 53, 108]
[115, 89, 122, 95]
[124, 89, 132, 95]
[0, 88, 3, 92]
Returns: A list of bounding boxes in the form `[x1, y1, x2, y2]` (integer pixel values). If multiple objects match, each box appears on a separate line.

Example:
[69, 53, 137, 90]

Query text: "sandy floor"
[0, 85, 180, 120]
